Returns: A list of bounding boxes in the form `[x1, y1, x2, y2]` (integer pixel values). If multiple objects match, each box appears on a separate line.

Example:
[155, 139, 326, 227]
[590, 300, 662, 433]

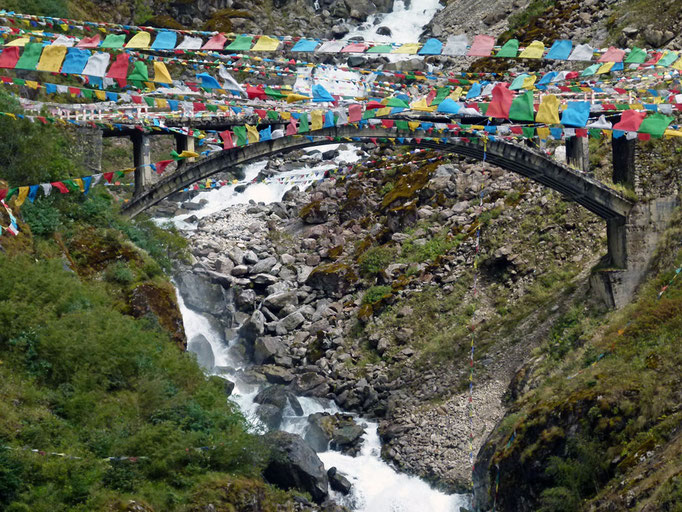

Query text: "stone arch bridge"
[119, 122, 677, 308]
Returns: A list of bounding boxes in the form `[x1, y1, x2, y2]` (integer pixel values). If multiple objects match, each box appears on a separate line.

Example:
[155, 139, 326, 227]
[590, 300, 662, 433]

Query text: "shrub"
[20, 200, 61, 236]
[358, 245, 396, 276]
[362, 285, 392, 305]
[104, 261, 135, 285]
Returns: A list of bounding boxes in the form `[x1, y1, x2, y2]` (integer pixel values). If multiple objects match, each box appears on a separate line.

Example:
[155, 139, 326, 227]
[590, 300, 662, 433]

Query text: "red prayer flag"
[193, 102, 206, 112]
[485, 84, 513, 119]
[381, 119, 394, 128]
[613, 110, 647, 132]
[103, 172, 114, 183]
[51, 181, 69, 194]
[106, 53, 130, 79]
[0, 47, 21, 69]
[219, 129, 234, 149]
[0, 189, 7, 201]
[285, 118, 298, 136]
[348, 104, 363, 122]
[155, 160, 173, 174]
[467, 35, 495, 57]
[575, 128, 588, 137]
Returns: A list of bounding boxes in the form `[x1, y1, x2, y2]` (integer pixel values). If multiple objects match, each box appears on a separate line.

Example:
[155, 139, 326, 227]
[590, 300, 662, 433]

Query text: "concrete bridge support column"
[566, 135, 589, 173]
[132, 133, 152, 197]
[175, 133, 195, 163]
[612, 136, 636, 188]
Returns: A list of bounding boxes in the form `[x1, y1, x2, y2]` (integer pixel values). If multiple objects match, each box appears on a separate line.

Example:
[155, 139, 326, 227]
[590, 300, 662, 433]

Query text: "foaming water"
[319, 423, 467, 512]
[348, 0, 443, 44]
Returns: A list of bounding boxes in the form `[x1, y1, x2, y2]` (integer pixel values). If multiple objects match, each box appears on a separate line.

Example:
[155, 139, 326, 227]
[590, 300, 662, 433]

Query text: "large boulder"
[239, 310, 266, 345]
[328, 467, 352, 495]
[253, 336, 285, 365]
[254, 385, 304, 429]
[263, 290, 299, 312]
[299, 198, 338, 224]
[187, 334, 214, 370]
[305, 263, 358, 298]
[263, 431, 329, 503]
[175, 271, 228, 316]
[250, 256, 278, 275]
[306, 412, 365, 455]
[276, 310, 305, 335]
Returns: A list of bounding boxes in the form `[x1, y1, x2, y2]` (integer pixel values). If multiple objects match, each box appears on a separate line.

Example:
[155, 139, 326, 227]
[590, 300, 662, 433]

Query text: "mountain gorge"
[0, 0, 681, 511]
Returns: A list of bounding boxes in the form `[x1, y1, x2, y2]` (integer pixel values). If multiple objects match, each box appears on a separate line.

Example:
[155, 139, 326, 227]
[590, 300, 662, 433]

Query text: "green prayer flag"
[588, 128, 602, 139]
[386, 97, 410, 108]
[522, 126, 535, 139]
[6, 187, 17, 200]
[226, 35, 253, 51]
[624, 47, 646, 64]
[362, 109, 375, 120]
[265, 86, 286, 99]
[298, 114, 309, 133]
[81, 89, 93, 99]
[101, 34, 126, 49]
[432, 87, 450, 106]
[207, 104, 218, 112]
[233, 125, 248, 146]
[509, 91, 535, 122]
[267, 110, 279, 120]
[509, 74, 528, 90]
[396, 120, 409, 131]
[496, 39, 519, 58]
[15, 43, 42, 70]
[580, 63, 600, 77]
[638, 113, 673, 138]
[657, 51, 679, 67]
[127, 61, 149, 81]
[367, 44, 393, 53]
[144, 97, 155, 107]
[63, 179, 80, 191]
[12, 78, 26, 86]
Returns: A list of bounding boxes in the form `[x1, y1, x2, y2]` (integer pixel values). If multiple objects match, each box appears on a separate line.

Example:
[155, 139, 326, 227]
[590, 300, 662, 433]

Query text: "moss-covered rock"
[130, 281, 186, 350]
[305, 262, 358, 297]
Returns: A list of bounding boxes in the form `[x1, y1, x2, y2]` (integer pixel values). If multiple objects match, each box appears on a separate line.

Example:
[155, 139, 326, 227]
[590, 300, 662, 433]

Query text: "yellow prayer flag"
[125, 31, 151, 49]
[246, 124, 260, 144]
[36, 45, 67, 73]
[26, 81, 39, 89]
[410, 98, 436, 112]
[596, 62, 614, 74]
[7, 37, 30, 47]
[602, 129, 612, 140]
[664, 129, 682, 138]
[15, 187, 29, 207]
[286, 93, 310, 103]
[280, 111, 291, 120]
[252, 35, 280, 51]
[74, 178, 85, 192]
[311, 110, 323, 131]
[629, 103, 643, 110]
[153, 61, 173, 84]
[535, 94, 560, 125]
[671, 56, 682, 70]
[177, 151, 199, 159]
[449, 87, 463, 101]
[518, 40, 544, 59]
[94, 90, 106, 100]
[156, 98, 168, 109]
[376, 107, 391, 117]
[408, 121, 421, 131]
[536, 126, 550, 140]
[392, 43, 421, 54]
[522, 75, 537, 89]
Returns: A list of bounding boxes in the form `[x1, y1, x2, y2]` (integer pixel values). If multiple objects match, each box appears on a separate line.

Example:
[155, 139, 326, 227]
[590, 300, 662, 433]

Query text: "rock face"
[263, 431, 329, 503]
[187, 334, 215, 370]
[254, 386, 303, 429]
[306, 412, 365, 455]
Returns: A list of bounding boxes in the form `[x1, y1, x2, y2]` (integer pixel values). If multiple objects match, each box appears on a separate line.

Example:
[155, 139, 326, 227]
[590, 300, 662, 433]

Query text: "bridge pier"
[565, 135, 589, 173]
[612, 136, 636, 188]
[175, 134, 196, 163]
[132, 133, 152, 197]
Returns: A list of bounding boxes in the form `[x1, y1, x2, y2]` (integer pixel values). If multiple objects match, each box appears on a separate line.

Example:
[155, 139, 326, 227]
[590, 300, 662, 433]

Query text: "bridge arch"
[122, 124, 634, 266]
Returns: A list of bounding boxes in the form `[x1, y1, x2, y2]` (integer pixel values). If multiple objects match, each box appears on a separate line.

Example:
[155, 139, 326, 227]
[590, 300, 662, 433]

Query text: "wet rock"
[175, 271, 228, 316]
[235, 288, 257, 310]
[293, 372, 328, 397]
[253, 336, 285, 365]
[188, 334, 215, 370]
[252, 273, 279, 286]
[208, 375, 234, 397]
[261, 364, 295, 384]
[254, 385, 304, 415]
[306, 412, 365, 455]
[376, 25, 392, 36]
[239, 310, 266, 348]
[327, 467, 352, 495]
[263, 431, 329, 503]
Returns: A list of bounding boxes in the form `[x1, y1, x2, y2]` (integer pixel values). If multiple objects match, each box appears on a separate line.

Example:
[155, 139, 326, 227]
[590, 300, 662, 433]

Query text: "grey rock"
[244, 250, 259, 264]
[263, 431, 329, 503]
[188, 334, 214, 370]
[261, 364, 295, 384]
[239, 310, 266, 346]
[264, 291, 299, 311]
[250, 256, 278, 275]
[254, 336, 285, 365]
[276, 310, 306, 335]
[328, 467, 352, 495]
[231, 265, 249, 276]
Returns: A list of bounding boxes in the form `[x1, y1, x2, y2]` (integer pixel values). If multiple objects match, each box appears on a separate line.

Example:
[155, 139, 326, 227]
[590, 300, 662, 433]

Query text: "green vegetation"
[362, 285, 393, 305]
[358, 245, 396, 277]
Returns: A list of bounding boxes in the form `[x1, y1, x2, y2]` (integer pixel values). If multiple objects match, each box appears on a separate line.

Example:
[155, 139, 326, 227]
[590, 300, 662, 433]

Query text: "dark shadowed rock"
[261, 364, 295, 384]
[328, 467, 352, 495]
[263, 431, 329, 503]
[254, 385, 304, 416]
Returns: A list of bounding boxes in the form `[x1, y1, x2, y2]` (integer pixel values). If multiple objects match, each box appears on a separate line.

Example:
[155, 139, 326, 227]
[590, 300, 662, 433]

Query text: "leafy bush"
[104, 261, 135, 285]
[362, 285, 392, 305]
[20, 200, 62, 236]
[358, 245, 396, 276]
